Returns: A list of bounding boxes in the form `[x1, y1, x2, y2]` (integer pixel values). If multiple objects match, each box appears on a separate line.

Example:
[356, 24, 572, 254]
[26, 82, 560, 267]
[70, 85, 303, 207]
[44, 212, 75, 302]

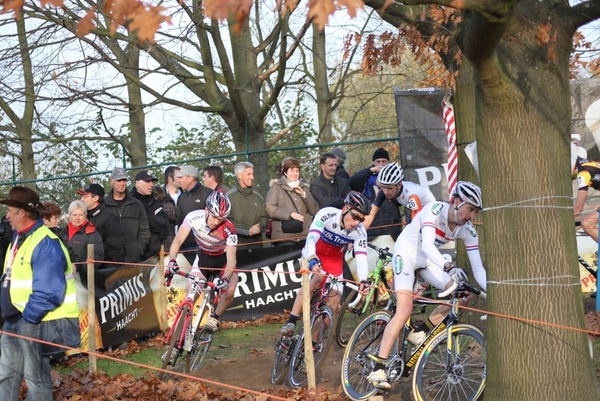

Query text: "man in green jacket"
[226, 162, 267, 248]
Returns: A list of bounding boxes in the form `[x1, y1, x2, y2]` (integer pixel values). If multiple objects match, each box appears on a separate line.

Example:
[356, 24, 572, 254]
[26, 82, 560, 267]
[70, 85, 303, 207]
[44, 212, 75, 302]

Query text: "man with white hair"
[226, 161, 267, 248]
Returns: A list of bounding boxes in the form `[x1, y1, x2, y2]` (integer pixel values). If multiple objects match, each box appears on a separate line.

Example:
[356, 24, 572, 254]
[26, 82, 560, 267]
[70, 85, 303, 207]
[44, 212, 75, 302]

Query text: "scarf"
[67, 221, 87, 241]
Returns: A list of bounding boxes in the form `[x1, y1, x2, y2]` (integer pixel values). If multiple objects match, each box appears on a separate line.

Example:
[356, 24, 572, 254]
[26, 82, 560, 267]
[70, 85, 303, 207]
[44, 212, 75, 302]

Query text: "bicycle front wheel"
[288, 305, 335, 388]
[187, 307, 213, 373]
[341, 310, 391, 401]
[159, 304, 189, 380]
[412, 324, 485, 401]
[271, 335, 295, 384]
[336, 289, 378, 348]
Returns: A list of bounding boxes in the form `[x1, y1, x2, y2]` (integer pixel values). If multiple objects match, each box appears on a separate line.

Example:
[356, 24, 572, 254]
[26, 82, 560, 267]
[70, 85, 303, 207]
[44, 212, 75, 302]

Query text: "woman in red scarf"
[62, 200, 104, 270]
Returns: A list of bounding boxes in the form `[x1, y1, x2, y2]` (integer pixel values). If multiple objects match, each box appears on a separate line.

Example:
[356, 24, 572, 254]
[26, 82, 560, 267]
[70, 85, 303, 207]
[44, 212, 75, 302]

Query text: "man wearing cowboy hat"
[0, 186, 79, 400]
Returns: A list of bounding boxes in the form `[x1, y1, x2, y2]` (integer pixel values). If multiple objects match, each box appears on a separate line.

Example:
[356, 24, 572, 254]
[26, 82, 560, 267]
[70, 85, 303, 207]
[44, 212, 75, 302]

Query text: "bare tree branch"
[265, 117, 306, 148]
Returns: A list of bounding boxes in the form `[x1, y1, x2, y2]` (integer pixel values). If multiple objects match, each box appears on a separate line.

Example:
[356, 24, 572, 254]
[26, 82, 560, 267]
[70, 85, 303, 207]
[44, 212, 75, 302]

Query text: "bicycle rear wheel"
[336, 289, 378, 348]
[159, 304, 189, 380]
[412, 324, 485, 401]
[271, 335, 295, 384]
[341, 311, 391, 401]
[288, 305, 335, 388]
[187, 307, 213, 373]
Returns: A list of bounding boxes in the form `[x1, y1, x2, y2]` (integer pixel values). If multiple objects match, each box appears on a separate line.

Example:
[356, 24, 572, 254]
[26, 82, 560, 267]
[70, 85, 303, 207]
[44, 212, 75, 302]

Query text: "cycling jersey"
[181, 209, 237, 256]
[392, 201, 486, 292]
[373, 181, 436, 217]
[304, 207, 369, 280]
[576, 161, 600, 191]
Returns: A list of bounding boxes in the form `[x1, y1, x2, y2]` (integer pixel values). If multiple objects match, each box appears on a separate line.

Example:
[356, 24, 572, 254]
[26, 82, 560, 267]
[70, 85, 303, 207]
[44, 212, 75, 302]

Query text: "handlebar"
[165, 267, 217, 289]
[367, 243, 393, 259]
[437, 281, 458, 298]
[456, 280, 482, 296]
[437, 280, 483, 298]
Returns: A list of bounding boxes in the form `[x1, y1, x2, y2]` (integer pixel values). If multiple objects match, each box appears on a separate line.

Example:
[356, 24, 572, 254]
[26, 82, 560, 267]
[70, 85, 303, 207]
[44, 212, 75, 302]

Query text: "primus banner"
[77, 244, 305, 350]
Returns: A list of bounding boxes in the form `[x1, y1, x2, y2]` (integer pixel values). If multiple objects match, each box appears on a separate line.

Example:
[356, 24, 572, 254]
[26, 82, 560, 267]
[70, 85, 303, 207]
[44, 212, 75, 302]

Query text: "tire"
[336, 289, 378, 348]
[187, 306, 213, 373]
[341, 311, 392, 401]
[412, 324, 486, 401]
[159, 304, 189, 380]
[271, 335, 295, 384]
[288, 305, 335, 388]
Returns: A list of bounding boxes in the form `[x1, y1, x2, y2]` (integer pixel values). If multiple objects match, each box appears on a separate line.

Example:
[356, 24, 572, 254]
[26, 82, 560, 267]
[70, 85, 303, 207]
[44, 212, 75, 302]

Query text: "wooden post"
[87, 244, 97, 374]
[301, 258, 316, 389]
[159, 245, 167, 330]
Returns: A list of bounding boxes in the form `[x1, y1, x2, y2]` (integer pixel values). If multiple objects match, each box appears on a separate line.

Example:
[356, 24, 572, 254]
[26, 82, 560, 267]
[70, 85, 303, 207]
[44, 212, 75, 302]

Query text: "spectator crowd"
[0, 146, 407, 270]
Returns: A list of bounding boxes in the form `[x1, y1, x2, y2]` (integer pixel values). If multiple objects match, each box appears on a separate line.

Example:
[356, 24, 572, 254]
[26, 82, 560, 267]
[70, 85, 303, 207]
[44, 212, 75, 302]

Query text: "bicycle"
[271, 266, 358, 387]
[272, 270, 346, 388]
[336, 243, 436, 348]
[159, 268, 221, 380]
[341, 280, 486, 401]
[336, 243, 395, 348]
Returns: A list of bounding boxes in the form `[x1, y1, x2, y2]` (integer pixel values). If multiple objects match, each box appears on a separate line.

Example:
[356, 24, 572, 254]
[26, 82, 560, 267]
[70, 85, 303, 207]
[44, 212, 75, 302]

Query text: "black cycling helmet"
[344, 191, 372, 215]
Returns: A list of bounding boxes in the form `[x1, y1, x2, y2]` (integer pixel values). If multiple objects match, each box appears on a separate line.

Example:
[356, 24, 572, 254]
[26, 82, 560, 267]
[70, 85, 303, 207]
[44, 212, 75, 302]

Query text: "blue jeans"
[0, 317, 53, 401]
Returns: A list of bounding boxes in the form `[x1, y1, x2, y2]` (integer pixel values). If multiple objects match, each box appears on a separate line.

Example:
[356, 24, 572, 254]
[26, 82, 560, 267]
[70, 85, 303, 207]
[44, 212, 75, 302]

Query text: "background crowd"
[0, 146, 406, 270]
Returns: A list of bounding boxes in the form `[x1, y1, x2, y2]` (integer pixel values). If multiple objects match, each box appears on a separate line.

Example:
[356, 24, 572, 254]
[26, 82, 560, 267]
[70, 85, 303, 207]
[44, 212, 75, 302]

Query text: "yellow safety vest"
[7, 226, 78, 321]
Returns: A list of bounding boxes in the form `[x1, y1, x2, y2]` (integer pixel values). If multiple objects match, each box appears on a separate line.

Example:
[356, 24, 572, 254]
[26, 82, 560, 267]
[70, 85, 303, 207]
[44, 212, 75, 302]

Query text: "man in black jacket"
[310, 153, 351, 209]
[175, 165, 213, 265]
[105, 167, 150, 263]
[78, 183, 126, 267]
[131, 170, 169, 260]
[330, 147, 351, 180]
[348, 147, 401, 240]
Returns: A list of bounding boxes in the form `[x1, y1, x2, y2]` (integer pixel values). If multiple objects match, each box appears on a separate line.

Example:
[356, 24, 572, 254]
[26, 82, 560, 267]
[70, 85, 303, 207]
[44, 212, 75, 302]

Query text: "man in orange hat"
[0, 186, 79, 401]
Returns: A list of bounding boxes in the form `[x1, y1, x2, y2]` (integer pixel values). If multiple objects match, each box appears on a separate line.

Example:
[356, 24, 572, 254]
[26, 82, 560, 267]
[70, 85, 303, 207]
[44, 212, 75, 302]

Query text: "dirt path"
[195, 339, 413, 400]
[191, 296, 598, 399]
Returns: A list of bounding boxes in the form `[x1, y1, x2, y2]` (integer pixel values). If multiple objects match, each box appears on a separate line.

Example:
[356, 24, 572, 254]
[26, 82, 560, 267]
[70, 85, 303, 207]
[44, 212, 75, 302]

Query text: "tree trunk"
[458, 3, 600, 399]
[313, 24, 333, 144]
[125, 41, 147, 167]
[454, 58, 486, 326]
[16, 16, 35, 182]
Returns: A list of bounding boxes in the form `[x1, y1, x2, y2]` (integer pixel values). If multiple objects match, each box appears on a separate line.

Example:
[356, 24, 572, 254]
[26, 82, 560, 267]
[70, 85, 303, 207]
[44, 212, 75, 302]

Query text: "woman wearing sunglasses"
[280, 191, 371, 334]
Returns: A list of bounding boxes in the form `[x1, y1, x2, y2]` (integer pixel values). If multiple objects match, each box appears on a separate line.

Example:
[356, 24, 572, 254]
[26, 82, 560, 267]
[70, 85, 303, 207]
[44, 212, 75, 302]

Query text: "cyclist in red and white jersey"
[167, 191, 238, 332]
[368, 181, 487, 390]
[280, 191, 371, 334]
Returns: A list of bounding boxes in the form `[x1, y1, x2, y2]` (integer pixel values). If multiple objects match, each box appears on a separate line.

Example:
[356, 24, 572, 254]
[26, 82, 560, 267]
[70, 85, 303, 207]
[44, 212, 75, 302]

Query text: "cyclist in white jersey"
[363, 163, 436, 231]
[280, 191, 371, 334]
[368, 181, 487, 390]
[167, 191, 238, 332]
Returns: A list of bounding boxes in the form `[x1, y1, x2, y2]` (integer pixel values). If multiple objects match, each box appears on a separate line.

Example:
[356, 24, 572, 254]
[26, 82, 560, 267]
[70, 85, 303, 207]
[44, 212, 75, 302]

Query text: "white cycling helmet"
[377, 162, 404, 186]
[206, 191, 232, 218]
[453, 181, 483, 209]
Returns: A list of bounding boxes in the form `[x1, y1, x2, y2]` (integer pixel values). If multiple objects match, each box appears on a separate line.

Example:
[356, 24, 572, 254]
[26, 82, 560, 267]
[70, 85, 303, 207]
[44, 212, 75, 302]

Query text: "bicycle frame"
[347, 244, 396, 313]
[371, 284, 478, 382]
[396, 294, 462, 378]
[164, 272, 219, 353]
